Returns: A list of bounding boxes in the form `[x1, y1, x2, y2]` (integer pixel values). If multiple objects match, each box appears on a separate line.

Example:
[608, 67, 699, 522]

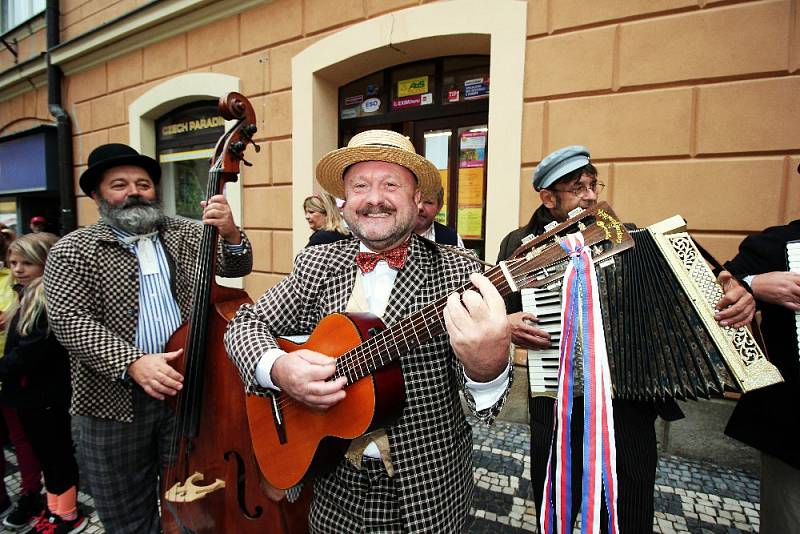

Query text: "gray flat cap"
[533, 145, 591, 191]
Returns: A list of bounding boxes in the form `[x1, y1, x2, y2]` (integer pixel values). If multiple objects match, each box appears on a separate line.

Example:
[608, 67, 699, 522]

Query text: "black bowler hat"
[79, 143, 161, 196]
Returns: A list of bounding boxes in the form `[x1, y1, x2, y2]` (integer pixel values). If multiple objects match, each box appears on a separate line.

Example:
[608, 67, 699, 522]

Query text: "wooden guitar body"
[246, 312, 406, 490]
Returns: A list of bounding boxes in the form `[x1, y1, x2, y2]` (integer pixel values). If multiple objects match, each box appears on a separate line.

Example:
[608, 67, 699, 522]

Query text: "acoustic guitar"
[246, 203, 633, 490]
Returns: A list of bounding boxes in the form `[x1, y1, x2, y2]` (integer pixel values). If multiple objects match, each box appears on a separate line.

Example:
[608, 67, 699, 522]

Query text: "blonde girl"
[0, 233, 87, 533]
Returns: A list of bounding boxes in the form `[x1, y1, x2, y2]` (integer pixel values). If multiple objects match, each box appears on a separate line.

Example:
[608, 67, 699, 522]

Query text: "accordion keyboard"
[521, 287, 562, 397]
[787, 240, 800, 357]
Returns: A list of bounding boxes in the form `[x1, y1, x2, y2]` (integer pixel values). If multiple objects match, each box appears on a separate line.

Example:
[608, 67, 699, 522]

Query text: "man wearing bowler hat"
[43, 143, 252, 533]
[225, 129, 512, 533]
[496, 145, 754, 532]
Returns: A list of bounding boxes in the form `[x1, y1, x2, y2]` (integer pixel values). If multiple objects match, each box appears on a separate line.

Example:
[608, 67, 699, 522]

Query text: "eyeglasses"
[549, 181, 605, 198]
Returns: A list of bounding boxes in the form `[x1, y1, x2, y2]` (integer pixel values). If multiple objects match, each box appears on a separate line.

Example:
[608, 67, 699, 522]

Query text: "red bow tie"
[355, 242, 409, 273]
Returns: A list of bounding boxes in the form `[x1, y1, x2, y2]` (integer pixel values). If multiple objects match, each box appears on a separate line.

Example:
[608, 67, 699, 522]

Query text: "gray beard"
[98, 196, 164, 234]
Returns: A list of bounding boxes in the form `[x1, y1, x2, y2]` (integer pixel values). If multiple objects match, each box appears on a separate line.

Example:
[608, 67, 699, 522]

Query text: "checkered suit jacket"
[224, 234, 512, 532]
[43, 217, 252, 422]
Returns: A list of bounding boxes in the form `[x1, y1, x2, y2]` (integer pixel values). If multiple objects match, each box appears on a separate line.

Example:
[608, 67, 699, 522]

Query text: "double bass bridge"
[165, 472, 226, 503]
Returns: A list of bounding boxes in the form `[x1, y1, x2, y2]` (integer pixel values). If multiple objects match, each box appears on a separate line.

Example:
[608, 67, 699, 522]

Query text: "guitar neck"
[332, 204, 633, 386]
[332, 262, 512, 385]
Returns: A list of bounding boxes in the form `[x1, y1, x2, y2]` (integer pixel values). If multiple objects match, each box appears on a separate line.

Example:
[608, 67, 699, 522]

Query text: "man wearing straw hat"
[225, 129, 513, 533]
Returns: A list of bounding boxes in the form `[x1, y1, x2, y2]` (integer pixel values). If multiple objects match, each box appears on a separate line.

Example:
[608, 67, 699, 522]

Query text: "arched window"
[155, 102, 225, 220]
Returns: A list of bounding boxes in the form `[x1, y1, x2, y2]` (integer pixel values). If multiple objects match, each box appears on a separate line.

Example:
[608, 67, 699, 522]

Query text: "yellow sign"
[457, 207, 483, 239]
[397, 76, 429, 97]
[457, 167, 484, 205]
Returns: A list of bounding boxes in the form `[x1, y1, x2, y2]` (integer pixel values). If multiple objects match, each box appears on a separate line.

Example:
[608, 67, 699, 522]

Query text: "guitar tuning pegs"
[241, 158, 253, 167]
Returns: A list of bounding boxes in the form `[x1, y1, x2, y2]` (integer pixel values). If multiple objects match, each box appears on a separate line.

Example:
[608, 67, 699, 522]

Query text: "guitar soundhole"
[224, 451, 263, 519]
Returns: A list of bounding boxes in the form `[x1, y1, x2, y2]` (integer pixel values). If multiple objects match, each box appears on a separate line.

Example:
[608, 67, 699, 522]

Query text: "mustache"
[119, 195, 157, 208]
[356, 205, 395, 216]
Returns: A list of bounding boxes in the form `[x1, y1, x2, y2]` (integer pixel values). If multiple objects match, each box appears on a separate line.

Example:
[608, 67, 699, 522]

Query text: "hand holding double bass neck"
[161, 92, 309, 534]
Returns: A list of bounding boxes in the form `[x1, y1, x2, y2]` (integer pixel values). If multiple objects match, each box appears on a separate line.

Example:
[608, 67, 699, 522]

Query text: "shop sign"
[344, 95, 364, 106]
[447, 89, 460, 103]
[397, 76, 429, 97]
[463, 77, 490, 100]
[362, 98, 381, 113]
[0, 127, 56, 195]
[161, 116, 225, 138]
[392, 93, 433, 109]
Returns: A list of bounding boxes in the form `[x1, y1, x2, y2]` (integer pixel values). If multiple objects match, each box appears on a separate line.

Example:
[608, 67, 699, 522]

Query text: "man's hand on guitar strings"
[271, 350, 348, 410]
[443, 273, 512, 382]
[507, 312, 551, 350]
[715, 271, 756, 328]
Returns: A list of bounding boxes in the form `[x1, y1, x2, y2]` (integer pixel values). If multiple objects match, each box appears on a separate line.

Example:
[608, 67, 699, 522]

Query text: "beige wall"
[521, 0, 799, 262]
[0, 0, 797, 298]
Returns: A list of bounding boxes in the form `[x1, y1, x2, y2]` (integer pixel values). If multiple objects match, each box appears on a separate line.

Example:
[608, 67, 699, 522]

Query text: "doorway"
[338, 56, 490, 258]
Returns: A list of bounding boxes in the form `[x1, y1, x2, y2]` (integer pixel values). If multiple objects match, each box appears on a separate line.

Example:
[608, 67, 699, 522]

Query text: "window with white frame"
[1, 0, 45, 33]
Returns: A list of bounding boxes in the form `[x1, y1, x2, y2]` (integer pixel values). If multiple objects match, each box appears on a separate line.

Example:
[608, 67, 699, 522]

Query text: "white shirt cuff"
[255, 348, 287, 390]
[464, 363, 511, 411]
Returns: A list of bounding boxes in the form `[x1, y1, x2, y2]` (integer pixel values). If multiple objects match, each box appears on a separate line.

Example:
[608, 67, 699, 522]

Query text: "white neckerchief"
[121, 231, 159, 275]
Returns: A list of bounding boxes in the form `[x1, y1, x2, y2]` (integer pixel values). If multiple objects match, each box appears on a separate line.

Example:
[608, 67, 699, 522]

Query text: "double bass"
[160, 92, 310, 533]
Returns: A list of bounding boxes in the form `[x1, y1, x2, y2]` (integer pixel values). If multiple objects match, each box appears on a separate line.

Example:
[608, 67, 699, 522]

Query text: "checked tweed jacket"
[224, 234, 512, 532]
[43, 217, 252, 423]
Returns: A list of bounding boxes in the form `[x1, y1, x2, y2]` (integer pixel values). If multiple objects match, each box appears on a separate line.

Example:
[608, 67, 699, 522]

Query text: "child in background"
[1, 226, 45, 529]
[0, 233, 86, 534]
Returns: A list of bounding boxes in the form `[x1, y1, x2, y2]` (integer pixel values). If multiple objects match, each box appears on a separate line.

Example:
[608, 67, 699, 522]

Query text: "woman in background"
[303, 193, 350, 247]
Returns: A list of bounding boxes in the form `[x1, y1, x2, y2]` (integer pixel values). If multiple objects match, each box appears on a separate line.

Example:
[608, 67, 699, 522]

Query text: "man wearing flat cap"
[496, 145, 754, 532]
[225, 129, 512, 533]
[43, 143, 252, 533]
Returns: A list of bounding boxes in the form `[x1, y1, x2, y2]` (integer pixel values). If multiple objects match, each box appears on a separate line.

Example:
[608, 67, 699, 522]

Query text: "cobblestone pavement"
[466, 419, 761, 534]
[3, 419, 760, 533]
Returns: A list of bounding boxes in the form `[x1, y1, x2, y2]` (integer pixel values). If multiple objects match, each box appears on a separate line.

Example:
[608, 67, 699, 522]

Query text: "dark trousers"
[76, 387, 174, 534]
[310, 457, 404, 533]
[529, 396, 658, 533]
[17, 402, 78, 496]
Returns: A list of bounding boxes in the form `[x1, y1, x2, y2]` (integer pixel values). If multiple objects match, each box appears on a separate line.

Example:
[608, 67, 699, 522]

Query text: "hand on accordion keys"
[507, 311, 552, 350]
[748, 271, 800, 311]
[715, 271, 756, 328]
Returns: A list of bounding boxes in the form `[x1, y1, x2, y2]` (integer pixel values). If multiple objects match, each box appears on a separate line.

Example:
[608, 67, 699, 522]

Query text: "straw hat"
[316, 130, 440, 200]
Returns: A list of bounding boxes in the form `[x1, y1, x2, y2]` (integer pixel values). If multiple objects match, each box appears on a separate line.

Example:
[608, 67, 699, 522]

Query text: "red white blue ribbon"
[541, 232, 619, 534]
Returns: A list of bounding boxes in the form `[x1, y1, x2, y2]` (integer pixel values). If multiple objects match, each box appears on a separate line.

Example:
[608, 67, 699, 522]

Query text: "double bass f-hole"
[224, 451, 264, 520]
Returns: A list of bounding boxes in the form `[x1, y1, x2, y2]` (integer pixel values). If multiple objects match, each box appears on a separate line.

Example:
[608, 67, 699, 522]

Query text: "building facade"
[0, 0, 797, 299]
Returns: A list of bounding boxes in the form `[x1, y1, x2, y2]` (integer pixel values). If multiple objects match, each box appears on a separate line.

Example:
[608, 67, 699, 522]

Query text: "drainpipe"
[46, 0, 76, 234]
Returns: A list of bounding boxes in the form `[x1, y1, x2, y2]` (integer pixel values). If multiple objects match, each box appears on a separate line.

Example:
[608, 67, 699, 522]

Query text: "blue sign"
[0, 127, 55, 195]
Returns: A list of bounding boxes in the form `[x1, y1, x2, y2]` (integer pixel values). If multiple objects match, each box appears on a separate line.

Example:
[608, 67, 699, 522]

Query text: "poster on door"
[459, 130, 486, 169]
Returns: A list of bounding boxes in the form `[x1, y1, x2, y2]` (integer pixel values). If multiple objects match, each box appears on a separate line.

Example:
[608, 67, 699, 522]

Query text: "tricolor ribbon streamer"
[541, 232, 620, 534]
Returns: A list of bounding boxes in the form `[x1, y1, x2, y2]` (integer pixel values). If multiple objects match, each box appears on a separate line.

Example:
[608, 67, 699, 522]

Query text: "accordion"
[520, 214, 783, 402]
